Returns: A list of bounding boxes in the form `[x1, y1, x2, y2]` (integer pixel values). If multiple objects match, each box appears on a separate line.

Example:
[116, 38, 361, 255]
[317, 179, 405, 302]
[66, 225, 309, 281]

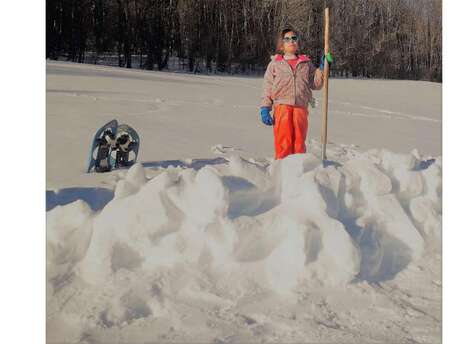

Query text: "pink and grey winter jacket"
[260, 54, 324, 109]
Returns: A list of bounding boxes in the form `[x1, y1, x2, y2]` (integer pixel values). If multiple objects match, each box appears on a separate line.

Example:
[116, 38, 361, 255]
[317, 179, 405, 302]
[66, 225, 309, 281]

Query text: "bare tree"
[46, 0, 442, 81]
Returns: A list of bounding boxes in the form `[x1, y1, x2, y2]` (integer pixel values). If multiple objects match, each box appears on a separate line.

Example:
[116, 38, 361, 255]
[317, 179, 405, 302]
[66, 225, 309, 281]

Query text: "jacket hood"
[273, 54, 310, 62]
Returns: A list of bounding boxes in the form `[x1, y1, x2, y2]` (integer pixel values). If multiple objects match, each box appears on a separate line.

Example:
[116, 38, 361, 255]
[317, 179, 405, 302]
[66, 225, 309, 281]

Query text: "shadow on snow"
[46, 187, 114, 212]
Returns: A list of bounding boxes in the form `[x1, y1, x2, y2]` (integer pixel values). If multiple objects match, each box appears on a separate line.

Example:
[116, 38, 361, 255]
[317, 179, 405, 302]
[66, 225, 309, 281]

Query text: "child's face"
[283, 31, 298, 54]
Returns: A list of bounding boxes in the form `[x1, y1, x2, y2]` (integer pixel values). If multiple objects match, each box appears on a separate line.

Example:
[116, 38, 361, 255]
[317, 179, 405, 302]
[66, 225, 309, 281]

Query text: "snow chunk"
[47, 200, 94, 289]
[344, 159, 392, 195]
[125, 162, 147, 188]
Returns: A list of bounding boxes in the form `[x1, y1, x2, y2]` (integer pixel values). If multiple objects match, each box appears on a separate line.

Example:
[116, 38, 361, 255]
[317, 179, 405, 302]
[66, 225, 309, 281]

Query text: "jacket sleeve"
[260, 61, 275, 108]
[308, 62, 324, 90]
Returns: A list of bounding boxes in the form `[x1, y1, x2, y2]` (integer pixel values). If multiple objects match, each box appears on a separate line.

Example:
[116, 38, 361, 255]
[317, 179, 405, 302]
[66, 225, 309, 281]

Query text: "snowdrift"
[47, 145, 441, 332]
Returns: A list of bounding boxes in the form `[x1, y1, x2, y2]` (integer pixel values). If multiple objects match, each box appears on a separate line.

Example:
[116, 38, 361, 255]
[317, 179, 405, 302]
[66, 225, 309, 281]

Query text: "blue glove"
[319, 52, 333, 71]
[260, 107, 274, 126]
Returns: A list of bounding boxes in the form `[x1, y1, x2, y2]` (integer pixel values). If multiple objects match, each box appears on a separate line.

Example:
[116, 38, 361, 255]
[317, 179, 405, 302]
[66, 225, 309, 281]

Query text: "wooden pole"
[321, 6, 330, 161]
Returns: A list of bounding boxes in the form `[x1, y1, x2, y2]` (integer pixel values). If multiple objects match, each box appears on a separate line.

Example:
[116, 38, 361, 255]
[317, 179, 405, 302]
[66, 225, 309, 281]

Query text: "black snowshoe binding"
[95, 129, 116, 173]
[114, 132, 138, 168]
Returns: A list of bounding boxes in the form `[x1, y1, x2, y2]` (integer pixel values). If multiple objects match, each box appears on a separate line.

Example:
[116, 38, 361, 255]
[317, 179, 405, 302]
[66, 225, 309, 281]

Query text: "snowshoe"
[114, 124, 140, 168]
[87, 119, 118, 173]
[95, 130, 116, 172]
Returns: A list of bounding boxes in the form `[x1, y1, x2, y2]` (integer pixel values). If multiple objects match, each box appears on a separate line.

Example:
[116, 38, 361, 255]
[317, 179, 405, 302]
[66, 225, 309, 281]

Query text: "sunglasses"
[283, 36, 298, 43]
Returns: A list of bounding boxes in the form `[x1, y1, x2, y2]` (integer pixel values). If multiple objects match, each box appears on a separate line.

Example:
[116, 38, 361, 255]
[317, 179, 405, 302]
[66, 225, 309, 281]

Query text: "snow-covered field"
[46, 61, 441, 343]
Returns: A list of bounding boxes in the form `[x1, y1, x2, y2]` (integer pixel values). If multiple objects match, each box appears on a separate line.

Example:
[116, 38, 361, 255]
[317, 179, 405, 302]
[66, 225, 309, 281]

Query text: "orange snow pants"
[273, 104, 309, 159]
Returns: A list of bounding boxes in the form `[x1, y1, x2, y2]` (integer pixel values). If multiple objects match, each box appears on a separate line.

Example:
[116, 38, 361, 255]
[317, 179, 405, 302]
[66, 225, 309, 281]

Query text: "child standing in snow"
[260, 28, 333, 159]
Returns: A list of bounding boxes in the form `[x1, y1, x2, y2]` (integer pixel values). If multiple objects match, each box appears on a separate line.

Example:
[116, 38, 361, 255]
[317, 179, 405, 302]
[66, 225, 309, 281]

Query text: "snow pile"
[47, 147, 441, 334]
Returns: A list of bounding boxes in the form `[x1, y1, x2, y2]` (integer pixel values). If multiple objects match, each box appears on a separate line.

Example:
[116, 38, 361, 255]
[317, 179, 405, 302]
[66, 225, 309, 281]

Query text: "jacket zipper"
[293, 69, 296, 105]
[291, 60, 297, 105]
[284, 59, 304, 106]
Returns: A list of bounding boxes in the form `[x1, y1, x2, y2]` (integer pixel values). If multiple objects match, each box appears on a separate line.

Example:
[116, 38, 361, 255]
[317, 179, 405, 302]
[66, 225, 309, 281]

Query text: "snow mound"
[46, 146, 441, 342]
[48, 147, 441, 300]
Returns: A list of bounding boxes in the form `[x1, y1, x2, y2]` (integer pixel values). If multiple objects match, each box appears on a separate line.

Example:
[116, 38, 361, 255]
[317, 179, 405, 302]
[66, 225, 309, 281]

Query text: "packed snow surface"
[47, 62, 441, 343]
[46, 61, 441, 189]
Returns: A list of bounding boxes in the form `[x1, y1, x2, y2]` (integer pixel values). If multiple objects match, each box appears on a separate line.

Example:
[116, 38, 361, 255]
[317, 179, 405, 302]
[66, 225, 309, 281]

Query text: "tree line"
[46, 0, 442, 81]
